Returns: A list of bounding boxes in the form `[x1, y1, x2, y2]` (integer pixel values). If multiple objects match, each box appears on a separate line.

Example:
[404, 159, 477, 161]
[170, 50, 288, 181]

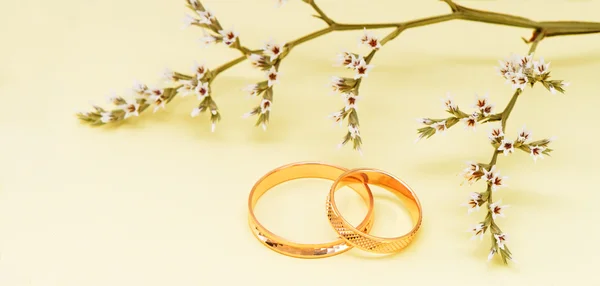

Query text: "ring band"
[248, 162, 375, 258]
[326, 168, 422, 254]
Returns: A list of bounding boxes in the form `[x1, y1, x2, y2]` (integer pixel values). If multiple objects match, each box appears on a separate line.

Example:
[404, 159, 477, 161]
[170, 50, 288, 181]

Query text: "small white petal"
[488, 249, 496, 261]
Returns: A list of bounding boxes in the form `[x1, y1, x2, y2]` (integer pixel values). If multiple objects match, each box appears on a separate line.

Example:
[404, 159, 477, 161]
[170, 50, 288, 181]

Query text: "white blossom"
[177, 80, 197, 97]
[243, 84, 260, 97]
[328, 111, 344, 126]
[517, 53, 533, 69]
[348, 124, 360, 139]
[106, 91, 122, 105]
[461, 162, 482, 185]
[483, 165, 497, 182]
[149, 93, 167, 113]
[497, 54, 533, 89]
[497, 60, 517, 79]
[132, 80, 148, 95]
[353, 57, 374, 79]
[260, 99, 272, 114]
[442, 93, 458, 112]
[146, 88, 165, 105]
[417, 118, 433, 125]
[195, 81, 210, 99]
[263, 41, 283, 61]
[481, 103, 494, 117]
[491, 173, 508, 192]
[343, 93, 360, 111]
[488, 248, 497, 261]
[509, 71, 528, 90]
[191, 106, 205, 117]
[193, 62, 208, 80]
[461, 192, 482, 214]
[489, 126, 504, 141]
[162, 68, 176, 82]
[118, 99, 140, 119]
[330, 76, 345, 93]
[497, 54, 518, 78]
[517, 125, 532, 143]
[494, 233, 508, 250]
[462, 112, 479, 131]
[266, 66, 280, 87]
[497, 139, 515, 156]
[533, 58, 550, 76]
[219, 29, 238, 46]
[248, 54, 269, 69]
[359, 28, 381, 50]
[348, 55, 363, 70]
[334, 52, 356, 68]
[489, 200, 509, 219]
[182, 14, 199, 29]
[483, 166, 508, 191]
[200, 33, 218, 46]
[100, 112, 113, 123]
[196, 10, 215, 25]
[431, 120, 447, 133]
[529, 145, 546, 162]
[241, 110, 255, 119]
[473, 93, 493, 116]
[499, 53, 532, 73]
[470, 223, 486, 241]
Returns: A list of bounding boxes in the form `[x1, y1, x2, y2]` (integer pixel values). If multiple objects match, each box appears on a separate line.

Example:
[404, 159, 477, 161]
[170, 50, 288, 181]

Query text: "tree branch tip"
[440, 0, 460, 13]
[311, 14, 335, 26]
[312, 14, 323, 20]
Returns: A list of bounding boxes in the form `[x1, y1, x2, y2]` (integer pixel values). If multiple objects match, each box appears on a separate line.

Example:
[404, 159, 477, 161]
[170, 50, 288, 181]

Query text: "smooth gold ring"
[248, 162, 375, 258]
[326, 168, 422, 254]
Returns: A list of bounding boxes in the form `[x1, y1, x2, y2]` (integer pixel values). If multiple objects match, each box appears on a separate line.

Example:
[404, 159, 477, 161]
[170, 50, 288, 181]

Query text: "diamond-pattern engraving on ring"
[326, 194, 420, 254]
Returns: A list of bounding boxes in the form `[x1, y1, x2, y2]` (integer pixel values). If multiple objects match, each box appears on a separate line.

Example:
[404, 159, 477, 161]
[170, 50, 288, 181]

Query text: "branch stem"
[305, 0, 335, 26]
[500, 89, 522, 132]
[207, 0, 600, 82]
[212, 55, 247, 76]
[335, 14, 460, 30]
[287, 26, 334, 48]
[481, 38, 544, 263]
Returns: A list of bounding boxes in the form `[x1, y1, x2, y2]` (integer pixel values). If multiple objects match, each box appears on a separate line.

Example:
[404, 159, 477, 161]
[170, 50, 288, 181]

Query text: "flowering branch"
[327, 27, 404, 153]
[78, 0, 600, 136]
[419, 30, 563, 263]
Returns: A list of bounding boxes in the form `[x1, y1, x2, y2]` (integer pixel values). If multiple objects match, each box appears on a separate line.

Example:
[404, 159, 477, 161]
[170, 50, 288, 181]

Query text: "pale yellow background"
[1, 0, 599, 285]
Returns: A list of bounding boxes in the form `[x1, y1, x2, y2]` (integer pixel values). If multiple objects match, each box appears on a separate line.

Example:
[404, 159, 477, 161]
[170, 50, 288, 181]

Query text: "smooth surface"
[248, 162, 374, 258]
[1, 0, 600, 285]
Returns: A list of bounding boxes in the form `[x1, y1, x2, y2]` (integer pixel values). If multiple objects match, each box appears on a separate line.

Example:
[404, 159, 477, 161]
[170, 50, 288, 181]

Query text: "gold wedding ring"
[247, 162, 375, 258]
[326, 168, 422, 254]
[248, 163, 422, 258]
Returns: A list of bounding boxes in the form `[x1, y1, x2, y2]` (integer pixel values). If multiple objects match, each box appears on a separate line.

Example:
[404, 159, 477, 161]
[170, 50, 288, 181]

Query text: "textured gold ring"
[248, 162, 375, 258]
[326, 168, 422, 254]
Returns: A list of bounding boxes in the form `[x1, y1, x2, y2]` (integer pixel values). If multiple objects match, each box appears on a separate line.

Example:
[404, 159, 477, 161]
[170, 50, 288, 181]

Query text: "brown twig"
[209, 0, 600, 83]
